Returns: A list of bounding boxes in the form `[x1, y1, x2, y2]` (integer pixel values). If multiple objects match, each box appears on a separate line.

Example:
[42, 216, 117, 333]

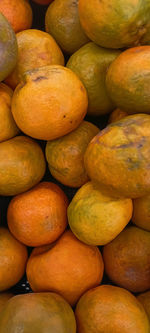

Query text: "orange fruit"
[106, 46, 150, 114]
[0, 83, 19, 142]
[7, 182, 68, 247]
[0, 292, 76, 333]
[132, 195, 150, 232]
[103, 226, 150, 293]
[12, 65, 88, 140]
[75, 285, 150, 333]
[0, 0, 33, 33]
[0, 293, 13, 313]
[68, 181, 133, 246]
[0, 228, 28, 291]
[45, 0, 89, 54]
[84, 114, 150, 198]
[45, 121, 99, 188]
[108, 108, 129, 124]
[26, 230, 104, 306]
[5, 29, 64, 90]
[0, 135, 46, 196]
[137, 291, 150, 322]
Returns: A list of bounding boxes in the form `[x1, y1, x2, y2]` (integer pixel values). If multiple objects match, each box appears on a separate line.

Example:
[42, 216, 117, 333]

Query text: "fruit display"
[0, 1, 150, 332]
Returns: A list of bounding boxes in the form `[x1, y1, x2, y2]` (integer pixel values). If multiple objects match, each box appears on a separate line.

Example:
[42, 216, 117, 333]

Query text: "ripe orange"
[137, 291, 150, 322]
[132, 195, 150, 232]
[108, 108, 129, 124]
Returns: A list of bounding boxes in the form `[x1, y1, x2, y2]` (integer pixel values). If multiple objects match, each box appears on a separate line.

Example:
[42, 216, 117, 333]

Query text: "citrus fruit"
[0, 83, 19, 142]
[0, 0, 33, 33]
[5, 29, 64, 90]
[45, 0, 89, 54]
[0, 228, 28, 291]
[84, 114, 150, 198]
[68, 181, 133, 246]
[0, 135, 46, 196]
[108, 108, 129, 124]
[67, 42, 120, 116]
[0, 292, 76, 333]
[26, 230, 104, 306]
[132, 195, 150, 231]
[106, 46, 150, 114]
[75, 285, 150, 333]
[45, 121, 99, 188]
[103, 226, 150, 293]
[7, 182, 68, 247]
[0, 293, 13, 313]
[137, 291, 150, 322]
[0, 13, 18, 82]
[78, 0, 150, 49]
[12, 65, 88, 141]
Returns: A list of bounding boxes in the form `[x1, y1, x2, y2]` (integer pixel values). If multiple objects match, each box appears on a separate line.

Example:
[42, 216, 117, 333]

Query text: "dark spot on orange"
[63, 115, 66, 118]
[80, 86, 84, 92]
[33, 76, 48, 82]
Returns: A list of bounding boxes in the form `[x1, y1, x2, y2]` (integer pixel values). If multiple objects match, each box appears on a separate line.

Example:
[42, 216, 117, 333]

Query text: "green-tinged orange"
[132, 195, 150, 231]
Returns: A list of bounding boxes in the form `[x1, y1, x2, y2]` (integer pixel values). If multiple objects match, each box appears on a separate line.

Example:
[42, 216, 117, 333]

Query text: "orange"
[0, 293, 76, 333]
[0, 293, 13, 313]
[12, 65, 88, 141]
[26, 230, 104, 306]
[0, 0, 33, 33]
[108, 108, 129, 124]
[137, 291, 150, 322]
[45, 121, 99, 188]
[68, 181, 133, 246]
[0, 83, 19, 142]
[84, 114, 150, 198]
[45, 0, 89, 54]
[103, 226, 150, 293]
[0, 228, 28, 291]
[132, 195, 150, 231]
[5, 29, 64, 90]
[7, 182, 68, 247]
[75, 285, 150, 333]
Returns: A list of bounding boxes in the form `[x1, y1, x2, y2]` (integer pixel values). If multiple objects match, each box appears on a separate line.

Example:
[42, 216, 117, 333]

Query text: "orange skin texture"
[68, 181, 133, 246]
[5, 29, 64, 90]
[0, 228, 28, 292]
[0, 0, 33, 33]
[132, 195, 150, 231]
[0, 135, 46, 196]
[75, 285, 150, 333]
[137, 291, 150, 322]
[106, 46, 150, 114]
[84, 114, 150, 198]
[7, 182, 68, 247]
[0, 83, 19, 142]
[26, 230, 104, 306]
[0, 293, 76, 333]
[12, 65, 88, 141]
[46, 121, 99, 188]
[108, 108, 129, 124]
[0, 293, 13, 313]
[103, 226, 150, 293]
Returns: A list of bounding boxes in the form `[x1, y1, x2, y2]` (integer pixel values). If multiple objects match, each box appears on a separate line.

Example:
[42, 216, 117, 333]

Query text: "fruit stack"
[0, 0, 150, 332]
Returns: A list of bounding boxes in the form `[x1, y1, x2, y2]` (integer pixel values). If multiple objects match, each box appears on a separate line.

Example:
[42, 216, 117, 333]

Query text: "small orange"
[137, 291, 150, 322]
[0, 228, 28, 291]
[7, 182, 68, 247]
[26, 230, 104, 306]
[0, 0, 33, 33]
[108, 108, 129, 124]
[132, 195, 150, 232]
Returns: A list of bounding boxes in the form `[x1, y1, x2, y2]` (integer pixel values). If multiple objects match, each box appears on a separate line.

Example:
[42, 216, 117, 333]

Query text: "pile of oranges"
[0, 0, 150, 332]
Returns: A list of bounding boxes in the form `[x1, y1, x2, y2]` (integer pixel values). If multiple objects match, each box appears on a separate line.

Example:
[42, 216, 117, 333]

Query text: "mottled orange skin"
[0, 0, 33, 33]
[26, 230, 104, 306]
[0, 293, 76, 333]
[12, 65, 88, 141]
[75, 285, 150, 333]
[108, 108, 129, 124]
[5, 29, 64, 90]
[132, 195, 150, 231]
[46, 121, 99, 188]
[137, 291, 150, 322]
[103, 226, 150, 293]
[7, 182, 68, 247]
[0, 228, 28, 292]
[84, 114, 150, 198]
[0, 293, 13, 313]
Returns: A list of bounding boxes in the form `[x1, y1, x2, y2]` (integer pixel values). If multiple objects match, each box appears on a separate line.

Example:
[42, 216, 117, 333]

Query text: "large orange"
[75, 285, 150, 333]
[0, 0, 33, 33]
[26, 230, 104, 306]
[45, 121, 99, 188]
[103, 226, 150, 293]
[5, 29, 64, 90]
[0, 228, 28, 291]
[12, 65, 88, 141]
[68, 181, 133, 246]
[84, 114, 150, 198]
[7, 182, 68, 247]
[137, 291, 150, 322]
[132, 195, 150, 232]
[0, 293, 76, 333]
